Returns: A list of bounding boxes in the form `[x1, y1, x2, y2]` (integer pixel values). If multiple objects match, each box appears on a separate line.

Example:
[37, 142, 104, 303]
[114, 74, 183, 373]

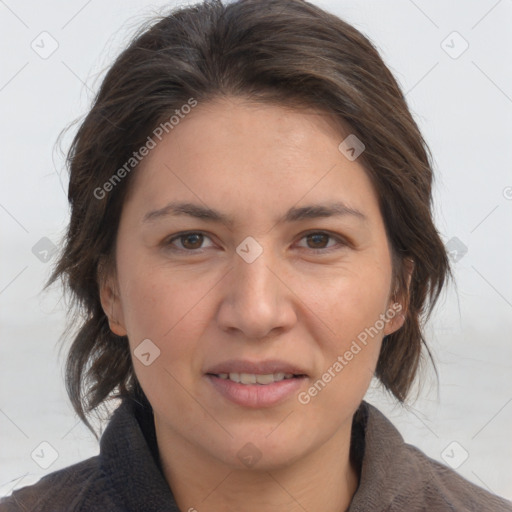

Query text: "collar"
[99, 390, 419, 511]
[99, 391, 180, 511]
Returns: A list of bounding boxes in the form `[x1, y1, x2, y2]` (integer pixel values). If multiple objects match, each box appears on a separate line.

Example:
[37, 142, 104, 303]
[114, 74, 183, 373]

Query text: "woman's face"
[102, 96, 404, 470]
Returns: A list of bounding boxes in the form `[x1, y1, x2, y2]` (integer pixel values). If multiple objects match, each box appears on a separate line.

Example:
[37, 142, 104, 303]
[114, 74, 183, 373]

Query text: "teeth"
[251, 373, 274, 384]
[216, 372, 295, 384]
[240, 373, 257, 384]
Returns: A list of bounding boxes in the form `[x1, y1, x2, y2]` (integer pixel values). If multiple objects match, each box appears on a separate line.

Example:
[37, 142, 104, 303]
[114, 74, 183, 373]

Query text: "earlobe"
[383, 303, 406, 336]
[99, 278, 128, 337]
[108, 313, 128, 337]
[384, 258, 413, 336]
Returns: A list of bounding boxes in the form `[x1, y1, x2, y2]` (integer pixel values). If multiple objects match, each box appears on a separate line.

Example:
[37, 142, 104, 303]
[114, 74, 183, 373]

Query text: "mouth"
[204, 359, 309, 378]
[206, 372, 307, 385]
[204, 360, 309, 408]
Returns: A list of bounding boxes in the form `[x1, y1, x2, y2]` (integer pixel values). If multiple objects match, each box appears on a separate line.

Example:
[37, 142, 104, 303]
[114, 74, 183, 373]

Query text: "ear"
[98, 260, 127, 337]
[384, 258, 414, 336]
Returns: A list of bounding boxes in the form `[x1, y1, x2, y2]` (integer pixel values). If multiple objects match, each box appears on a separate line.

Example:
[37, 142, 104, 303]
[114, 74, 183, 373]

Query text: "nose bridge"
[218, 238, 294, 338]
[234, 245, 278, 302]
[234, 241, 279, 310]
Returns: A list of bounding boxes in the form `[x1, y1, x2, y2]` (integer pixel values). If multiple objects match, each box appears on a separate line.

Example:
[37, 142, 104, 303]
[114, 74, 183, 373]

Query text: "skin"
[100, 96, 407, 512]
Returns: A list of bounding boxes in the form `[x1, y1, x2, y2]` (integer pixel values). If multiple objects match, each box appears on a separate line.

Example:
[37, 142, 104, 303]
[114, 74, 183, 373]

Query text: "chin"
[210, 432, 307, 472]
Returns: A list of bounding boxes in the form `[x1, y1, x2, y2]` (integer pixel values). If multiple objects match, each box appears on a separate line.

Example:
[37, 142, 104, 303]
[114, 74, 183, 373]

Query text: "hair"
[48, 0, 451, 436]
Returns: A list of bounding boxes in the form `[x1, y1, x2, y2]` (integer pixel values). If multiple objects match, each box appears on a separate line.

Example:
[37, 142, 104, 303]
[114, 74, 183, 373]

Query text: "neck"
[154, 417, 359, 512]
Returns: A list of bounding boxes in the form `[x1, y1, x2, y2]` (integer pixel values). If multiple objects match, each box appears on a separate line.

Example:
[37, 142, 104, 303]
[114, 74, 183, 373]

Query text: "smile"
[205, 373, 307, 408]
[214, 372, 297, 384]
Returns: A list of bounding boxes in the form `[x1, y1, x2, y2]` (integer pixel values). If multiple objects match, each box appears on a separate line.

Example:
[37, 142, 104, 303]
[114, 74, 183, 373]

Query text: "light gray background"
[1, 0, 511, 500]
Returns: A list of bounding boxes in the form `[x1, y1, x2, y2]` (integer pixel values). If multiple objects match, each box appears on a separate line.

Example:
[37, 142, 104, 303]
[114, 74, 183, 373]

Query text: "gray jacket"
[1, 394, 511, 511]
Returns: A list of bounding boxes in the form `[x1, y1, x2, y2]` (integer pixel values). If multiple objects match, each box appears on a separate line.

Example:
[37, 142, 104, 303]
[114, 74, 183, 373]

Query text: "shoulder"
[351, 402, 512, 512]
[402, 442, 512, 511]
[0, 394, 170, 512]
[0, 455, 116, 512]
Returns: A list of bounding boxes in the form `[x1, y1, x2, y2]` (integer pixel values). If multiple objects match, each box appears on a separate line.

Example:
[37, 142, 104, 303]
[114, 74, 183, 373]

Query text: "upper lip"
[205, 359, 308, 376]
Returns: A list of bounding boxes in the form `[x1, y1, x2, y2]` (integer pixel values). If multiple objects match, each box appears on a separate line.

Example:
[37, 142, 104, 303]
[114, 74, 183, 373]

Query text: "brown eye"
[296, 231, 347, 254]
[165, 232, 214, 252]
[306, 233, 330, 249]
[180, 233, 204, 250]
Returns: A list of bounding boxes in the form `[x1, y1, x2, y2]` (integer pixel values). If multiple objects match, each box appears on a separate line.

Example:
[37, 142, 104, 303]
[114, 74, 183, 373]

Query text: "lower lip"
[205, 374, 307, 408]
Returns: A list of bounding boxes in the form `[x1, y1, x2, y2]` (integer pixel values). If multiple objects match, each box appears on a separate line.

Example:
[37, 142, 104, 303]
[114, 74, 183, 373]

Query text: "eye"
[163, 230, 348, 255]
[295, 231, 347, 253]
[164, 231, 215, 252]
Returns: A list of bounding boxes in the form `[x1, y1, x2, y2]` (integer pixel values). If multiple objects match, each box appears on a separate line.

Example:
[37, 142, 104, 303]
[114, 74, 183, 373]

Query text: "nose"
[216, 245, 297, 341]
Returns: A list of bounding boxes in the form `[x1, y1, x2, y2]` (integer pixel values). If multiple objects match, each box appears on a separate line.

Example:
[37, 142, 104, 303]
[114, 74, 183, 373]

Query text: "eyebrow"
[142, 200, 367, 227]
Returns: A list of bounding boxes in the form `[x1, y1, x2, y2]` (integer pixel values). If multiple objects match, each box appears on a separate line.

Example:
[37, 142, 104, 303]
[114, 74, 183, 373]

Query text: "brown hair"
[48, 0, 450, 436]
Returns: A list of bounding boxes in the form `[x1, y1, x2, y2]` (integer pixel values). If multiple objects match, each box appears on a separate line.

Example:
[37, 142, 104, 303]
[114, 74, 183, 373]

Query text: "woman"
[1, 0, 511, 510]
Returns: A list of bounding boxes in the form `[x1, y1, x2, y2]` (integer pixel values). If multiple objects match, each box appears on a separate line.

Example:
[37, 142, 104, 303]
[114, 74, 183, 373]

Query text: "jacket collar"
[99, 393, 180, 511]
[99, 391, 425, 511]
[347, 403, 433, 511]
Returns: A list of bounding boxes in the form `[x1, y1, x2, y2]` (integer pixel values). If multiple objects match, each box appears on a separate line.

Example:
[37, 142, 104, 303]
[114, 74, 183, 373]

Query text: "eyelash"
[163, 230, 349, 255]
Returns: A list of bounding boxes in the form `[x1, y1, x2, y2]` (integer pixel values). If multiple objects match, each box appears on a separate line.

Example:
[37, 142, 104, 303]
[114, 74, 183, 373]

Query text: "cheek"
[116, 261, 211, 410]
[303, 261, 391, 341]
[296, 274, 386, 426]
[116, 257, 213, 363]
[298, 257, 391, 400]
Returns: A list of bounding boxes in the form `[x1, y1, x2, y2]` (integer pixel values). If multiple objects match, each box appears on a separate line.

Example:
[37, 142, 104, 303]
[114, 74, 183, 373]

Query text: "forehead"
[124, 97, 380, 222]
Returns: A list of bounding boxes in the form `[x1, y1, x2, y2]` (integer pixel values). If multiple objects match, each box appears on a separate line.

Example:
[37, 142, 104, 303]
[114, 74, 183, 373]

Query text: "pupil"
[180, 234, 327, 250]
[183, 234, 202, 249]
[308, 233, 327, 248]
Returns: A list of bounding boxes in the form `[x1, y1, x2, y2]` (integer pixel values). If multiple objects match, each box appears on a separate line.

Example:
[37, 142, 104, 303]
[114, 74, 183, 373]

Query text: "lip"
[205, 374, 308, 408]
[204, 359, 309, 408]
[204, 359, 309, 376]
